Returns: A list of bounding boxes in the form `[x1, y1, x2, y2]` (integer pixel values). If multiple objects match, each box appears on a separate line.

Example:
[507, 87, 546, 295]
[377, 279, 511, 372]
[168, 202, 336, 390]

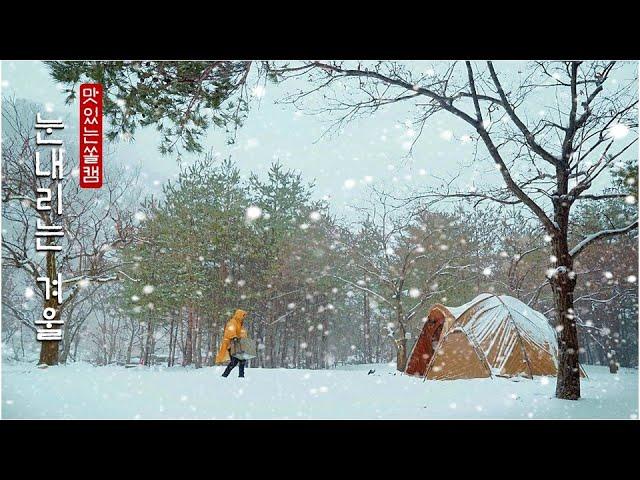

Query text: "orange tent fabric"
[405, 294, 575, 380]
[215, 309, 248, 364]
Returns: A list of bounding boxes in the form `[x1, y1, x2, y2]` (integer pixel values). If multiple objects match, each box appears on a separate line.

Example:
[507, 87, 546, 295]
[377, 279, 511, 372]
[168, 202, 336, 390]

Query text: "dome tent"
[405, 294, 571, 380]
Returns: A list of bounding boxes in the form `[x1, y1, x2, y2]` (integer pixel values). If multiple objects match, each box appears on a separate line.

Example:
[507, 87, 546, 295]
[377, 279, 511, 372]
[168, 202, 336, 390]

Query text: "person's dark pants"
[222, 354, 246, 378]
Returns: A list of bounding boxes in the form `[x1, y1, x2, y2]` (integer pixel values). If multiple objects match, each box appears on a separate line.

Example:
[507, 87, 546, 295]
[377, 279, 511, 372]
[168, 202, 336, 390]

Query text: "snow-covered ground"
[2, 362, 637, 419]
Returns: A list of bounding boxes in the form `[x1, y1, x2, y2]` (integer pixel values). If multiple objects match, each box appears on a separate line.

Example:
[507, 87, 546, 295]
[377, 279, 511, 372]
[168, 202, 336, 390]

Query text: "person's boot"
[222, 364, 233, 377]
[239, 361, 245, 378]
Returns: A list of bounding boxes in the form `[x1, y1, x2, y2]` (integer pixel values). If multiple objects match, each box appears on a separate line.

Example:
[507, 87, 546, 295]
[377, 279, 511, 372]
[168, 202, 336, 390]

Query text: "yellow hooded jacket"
[215, 309, 248, 364]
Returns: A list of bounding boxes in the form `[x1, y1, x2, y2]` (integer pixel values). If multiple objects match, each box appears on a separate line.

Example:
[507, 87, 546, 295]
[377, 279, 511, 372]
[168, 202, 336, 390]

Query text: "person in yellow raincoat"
[216, 309, 249, 378]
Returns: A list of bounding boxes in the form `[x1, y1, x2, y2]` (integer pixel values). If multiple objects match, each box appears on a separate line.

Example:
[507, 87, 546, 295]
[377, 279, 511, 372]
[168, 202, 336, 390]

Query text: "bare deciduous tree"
[270, 60, 638, 400]
[2, 98, 142, 365]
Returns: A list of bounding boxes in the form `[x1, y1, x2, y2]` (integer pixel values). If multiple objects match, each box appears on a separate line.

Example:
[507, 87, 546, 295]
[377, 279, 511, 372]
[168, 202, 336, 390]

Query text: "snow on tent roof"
[443, 294, 557, 354]
[444, 293, 494, 319]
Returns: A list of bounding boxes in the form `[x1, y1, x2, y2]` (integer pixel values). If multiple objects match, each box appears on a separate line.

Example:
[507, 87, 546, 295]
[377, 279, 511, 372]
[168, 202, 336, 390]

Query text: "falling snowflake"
[24, 287, 34, 299]
[627, 275, 637, 283]
[245, 206, 262, 221]
[134, 211, 146, 221]
[237, 280, 246, 287]
[344, 179, 356, 189]
[604, 271, 613, 279]
[299, 223, 309, 230]
[543, 234, 553, 243]
[607, 123, 629, 140]
[309, 211, 322, 222]
[439, 130, 453, 141]
[143, 285, 154, 295]
[245, 138, 259, 149]
[409, 288, 421, 298]
[482, 267, 492, 276]
[131, 295, 140, 302]
[624, 195, 636, 205]
[251, 85, 266, 98]
[363, 175, 374, 183]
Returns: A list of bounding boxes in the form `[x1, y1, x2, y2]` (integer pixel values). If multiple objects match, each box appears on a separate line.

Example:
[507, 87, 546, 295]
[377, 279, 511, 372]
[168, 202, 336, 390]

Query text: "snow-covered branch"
[570, 220, 638, 258]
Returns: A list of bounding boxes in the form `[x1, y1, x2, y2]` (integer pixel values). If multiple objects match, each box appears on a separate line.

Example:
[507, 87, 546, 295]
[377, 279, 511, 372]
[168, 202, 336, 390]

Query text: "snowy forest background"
[1, 61, 638, 381]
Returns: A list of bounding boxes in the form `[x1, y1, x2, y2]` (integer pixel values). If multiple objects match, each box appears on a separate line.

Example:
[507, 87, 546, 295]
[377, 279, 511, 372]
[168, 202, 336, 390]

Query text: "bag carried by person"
[230, 337, 257, 361]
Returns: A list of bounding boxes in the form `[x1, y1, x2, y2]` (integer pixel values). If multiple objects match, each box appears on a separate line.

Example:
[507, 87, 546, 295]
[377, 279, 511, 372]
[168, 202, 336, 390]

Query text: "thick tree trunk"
[126, 324, 135, 364]
[280, 319, 289, 367]
[607, 305, 620, 373]
[183, 306, 193, 366]
[363, 292, 371, 363]
[171, 320, 179, 367]
[396, 338, 407, 372]
[194, 311, 202, 369]
[552, 236, 581, 400]
[321, 313, 329, 369]
[375, 319, 381, 363]
[168, 316, 175, 367]
[395, 308, 408, 371]
[143, 321, 153, 366]
[72, 333, 80, 362]
[39, 340, 59, 366]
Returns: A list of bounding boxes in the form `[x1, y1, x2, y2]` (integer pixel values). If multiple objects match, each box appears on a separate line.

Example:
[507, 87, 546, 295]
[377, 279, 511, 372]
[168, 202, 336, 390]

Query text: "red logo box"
[79, 84, 103, 188]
